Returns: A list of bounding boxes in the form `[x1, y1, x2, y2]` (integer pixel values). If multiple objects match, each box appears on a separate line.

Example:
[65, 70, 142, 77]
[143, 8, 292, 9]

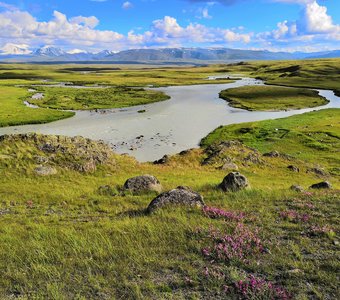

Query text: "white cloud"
[0, 0, 338, 52]
[122, 1, 133, 10]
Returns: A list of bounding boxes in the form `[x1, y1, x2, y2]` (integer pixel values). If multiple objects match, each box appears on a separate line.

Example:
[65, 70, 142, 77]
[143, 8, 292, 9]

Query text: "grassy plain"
[219, 86, 328, 111]
[0, 108, 339, 298]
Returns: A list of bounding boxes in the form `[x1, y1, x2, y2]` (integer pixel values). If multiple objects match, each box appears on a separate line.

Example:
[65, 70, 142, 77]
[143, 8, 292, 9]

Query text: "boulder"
[147, 186, 204, 213]
[34, 165, 57, 176]
[290, 185, 304, 192]
[124, 175, 162, 194]
[219, 172, 249, 192]
[310, 181, 332, 189]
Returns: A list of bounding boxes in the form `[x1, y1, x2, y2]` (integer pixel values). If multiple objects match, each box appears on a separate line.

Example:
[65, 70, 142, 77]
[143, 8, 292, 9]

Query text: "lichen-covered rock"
[310, 181, 332, 189]
[124, 175, 162, 194]
[219, 172, 249, 192]
[34, 165, 57, 176]
[147, 186, 204, 213]
[0, 133, 114, 173]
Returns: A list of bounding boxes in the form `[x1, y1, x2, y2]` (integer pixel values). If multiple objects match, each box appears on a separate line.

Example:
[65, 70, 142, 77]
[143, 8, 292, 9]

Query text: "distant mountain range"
[0, 45, 339, 63]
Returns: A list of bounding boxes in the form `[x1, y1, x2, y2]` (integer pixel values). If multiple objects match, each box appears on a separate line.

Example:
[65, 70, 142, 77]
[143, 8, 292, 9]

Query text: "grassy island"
[219, 85, 329, 111]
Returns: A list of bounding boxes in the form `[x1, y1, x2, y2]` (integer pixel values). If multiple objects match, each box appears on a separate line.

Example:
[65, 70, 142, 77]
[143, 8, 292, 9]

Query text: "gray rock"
[147, 186, 204, 213]
[124, 175, 162, 194]
[288, 165, 299, 172]
[220, 172, 249, 192]
[290, 185, 304, 192]
[153, 155, 169, 165]
[34, 165, 57, 176]
[310, 181, 332, 189]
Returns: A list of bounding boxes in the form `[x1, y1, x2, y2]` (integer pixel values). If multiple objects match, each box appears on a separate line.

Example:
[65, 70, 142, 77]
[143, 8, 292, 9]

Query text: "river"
[0, 78, 339, 162]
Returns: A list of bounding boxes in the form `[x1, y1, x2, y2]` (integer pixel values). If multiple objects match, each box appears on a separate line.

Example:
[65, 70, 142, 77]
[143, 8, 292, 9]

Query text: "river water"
[1, 78, 339, 162]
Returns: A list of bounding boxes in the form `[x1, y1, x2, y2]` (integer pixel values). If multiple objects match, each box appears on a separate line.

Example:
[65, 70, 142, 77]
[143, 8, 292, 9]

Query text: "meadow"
[0, 59, 339, 299]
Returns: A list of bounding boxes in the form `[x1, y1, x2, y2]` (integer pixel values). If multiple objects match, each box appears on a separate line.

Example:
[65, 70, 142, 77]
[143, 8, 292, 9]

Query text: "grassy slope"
[30, 86, 170, 110]
[0, 86, 74, 127]
[0, 109, 339, 299]
[201, 109, 340, 177]
[220, 59, 340, 91]
[219, 86, 328, 111]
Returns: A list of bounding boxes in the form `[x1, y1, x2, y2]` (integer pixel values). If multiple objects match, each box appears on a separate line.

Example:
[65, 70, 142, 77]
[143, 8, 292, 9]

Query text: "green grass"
[0, 108, 339, 299]
[0, 86, 74, 127]
[29, 86, 170, 110]
[201, 108, 340, 173]
[219, 85, 329, 111]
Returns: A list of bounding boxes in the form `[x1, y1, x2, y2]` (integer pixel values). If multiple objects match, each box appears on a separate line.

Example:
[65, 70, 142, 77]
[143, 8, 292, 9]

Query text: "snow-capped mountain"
[0, 43, 32, 55]
[67, 49, 89, 55]
[33, 46, 66, 57]
[0, 45, 339, 62]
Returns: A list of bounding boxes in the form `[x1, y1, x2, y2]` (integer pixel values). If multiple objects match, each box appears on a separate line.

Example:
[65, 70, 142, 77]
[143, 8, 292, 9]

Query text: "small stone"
[310, 181, 332, 189]
[219, 172, 249, 192]
[333, 240, 339, 246]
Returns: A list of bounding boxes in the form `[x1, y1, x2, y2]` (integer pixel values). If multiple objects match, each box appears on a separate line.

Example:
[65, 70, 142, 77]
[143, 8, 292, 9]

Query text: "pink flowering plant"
[279, 210, 310, 223]
[203, 206, 245, 221]
[202, 223, 265, 263]
[235, 274, 291, 300]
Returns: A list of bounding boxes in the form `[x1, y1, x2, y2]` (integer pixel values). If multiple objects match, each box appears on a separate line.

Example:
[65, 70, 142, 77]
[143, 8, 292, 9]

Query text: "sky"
[0, 0, 339, 53]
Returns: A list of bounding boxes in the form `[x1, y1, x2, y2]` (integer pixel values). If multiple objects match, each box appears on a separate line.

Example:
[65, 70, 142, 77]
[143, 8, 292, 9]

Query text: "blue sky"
[0, 0, 339, 53]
